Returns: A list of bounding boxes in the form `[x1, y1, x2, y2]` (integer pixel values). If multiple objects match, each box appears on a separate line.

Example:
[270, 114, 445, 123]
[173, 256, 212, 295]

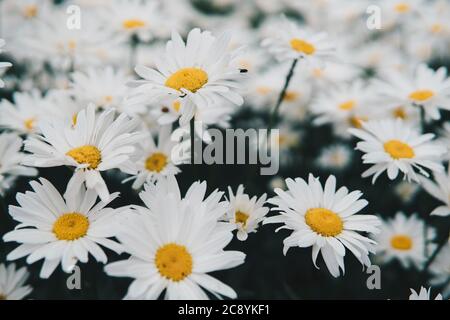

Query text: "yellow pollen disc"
[312, 68, 323, 78]
[390, 234, 413, 250]
[235, 211, 249, 227]
[256, 86, 271, 95]
[384, 140, 415, 159]
[103, 95, 113, 104]
[290, 38, 316, 55]
[339, 100, 356, 111]
[53, 213, 89, 241]
[305, 208, 343, 237]
[155, 243, 193, 282]
[431, 24, 443, 34]
[122, 19, 146, 30]
[24, 118, 35, 131]
[145, 152, 167, 172]
[68, 40, 77, 50]
[393, 107, 407, 119]
[66, 145, 102, 169]
[23, 5, 38, 18]
[165, 68, 208, 93]
[409, 89, 434, 102]
[283, 91, 299, 102]
[172, 101, 181, 112]
[394, 3, 410, 13]
[349, 116, 367, 128]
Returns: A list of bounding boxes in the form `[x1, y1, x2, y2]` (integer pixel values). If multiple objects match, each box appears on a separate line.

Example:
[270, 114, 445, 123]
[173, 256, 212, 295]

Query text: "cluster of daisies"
[0, 0, 449, 300]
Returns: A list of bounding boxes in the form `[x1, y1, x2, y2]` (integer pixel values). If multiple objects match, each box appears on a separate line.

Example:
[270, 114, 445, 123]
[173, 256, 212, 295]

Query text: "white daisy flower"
[261, 17, 335, 67]
[128, 28, 245, 125]
[224, 185, 269, 241]
[419, 163, 450, 216]
[3, 178, 123, 278]
[429, 243, 450, 298]
[0, 263, 32, 300]
[0, 133, 37, 195]
[0, 39, 12, 88]
[123, 125, 187, 189]
[265, 174, 381, 278]
[105, 177, 246, 300]
[373, 212, 435, 269]
[349, 119, 446, 183]
[375, 64, 450, 120]
[102, 0, 167, 41]
[0, 90, 52, 134]
[23, 105, 144, 202]
[409, 286, 443, 300]
[437, 122, 450, 160]
[70, 67, 141, 114]
[394, 181, 420, 204]
[317, 144, 352, 171]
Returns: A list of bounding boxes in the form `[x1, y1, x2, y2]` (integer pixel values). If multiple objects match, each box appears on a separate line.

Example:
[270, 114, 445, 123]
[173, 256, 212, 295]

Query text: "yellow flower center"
[290, 38, 316, 55]
[384, 140, 415, 159]
[349, 116, 367, 128]
[235, 211, 249, 227]
[393, 106, 407, 119]
[122, 19, 146, 30]
[72, 114, 78, 126]
[339, 100, 356, 111]
[394, 3, 410, 13]
[305, 208, 343, 237]
[283, 91, 299, 102]
[68, 40, 77, 51]
[312, 68, 323, 78]
[53, 213, 89, 241]
[431, 23, 444, 34]
[256, 86, 271, 95]
[155, 243, 193, 282]
[409, 90, 434, 102]
[390, 234, 413, 250]
[24, 118, 35, 131]
[66, 145, 102, 169]
[165, 68, 208, 93]
[145, 152, 167, 172]
[103, 95, 113, 104]
[23, 5, 38, 18]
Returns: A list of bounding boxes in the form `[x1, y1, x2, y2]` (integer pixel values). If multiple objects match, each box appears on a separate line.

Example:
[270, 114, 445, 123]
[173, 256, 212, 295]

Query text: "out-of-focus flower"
[0, 39, 12, 88]
[317, 144, 352, 171]
[349, 119, 445, 183]
[261, 17, 335, 68]
[394, 181, 420, 204]
[419, 163, 450, 216]
[0, 133, 37, 196]
[265, 174, 380, 278]
[0, 263, 32, 300]
[373, 212, 435, 269]
[3, 178, 123, 278]
[23, 105, 144, 202]
[224, 185, 269, 241]
[105, 177, 245, 300]
[429, 243, 450, 298]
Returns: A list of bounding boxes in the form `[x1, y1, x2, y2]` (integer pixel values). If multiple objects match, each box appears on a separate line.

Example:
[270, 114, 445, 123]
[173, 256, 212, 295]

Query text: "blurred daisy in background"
[0, 39, 12, 88]
[429, 243, 450, 298]
[420, 164, 450, 216]
[0, 90, 52, 134]
[349, 119, 446, 183]
[0, 133, 37, 196]
[409, 286, 443, 300]
[123, 125, 187, 189]
[265, 175, 380, 278]
[261, 17, 336, 68]
[373, 212, 435, 269]
[375, 64, 450, 120]
[317, 144, 352, 171]
[224, 185, 269, 241]
[128, 28, 245, 125]
[23, 105, 144, 202]
[394, 181, 420, 204]
[105, 177, 245, 299]
[3, 178, 123, 278]
[0, 263, 32, 300]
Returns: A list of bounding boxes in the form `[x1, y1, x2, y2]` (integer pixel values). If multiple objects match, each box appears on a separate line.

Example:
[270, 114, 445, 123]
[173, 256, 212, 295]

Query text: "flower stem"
[269, 58, 298, 130]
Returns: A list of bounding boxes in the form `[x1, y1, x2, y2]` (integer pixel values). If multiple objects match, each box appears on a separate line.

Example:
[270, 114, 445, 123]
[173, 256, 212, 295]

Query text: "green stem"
[269, 59, 298, 130]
